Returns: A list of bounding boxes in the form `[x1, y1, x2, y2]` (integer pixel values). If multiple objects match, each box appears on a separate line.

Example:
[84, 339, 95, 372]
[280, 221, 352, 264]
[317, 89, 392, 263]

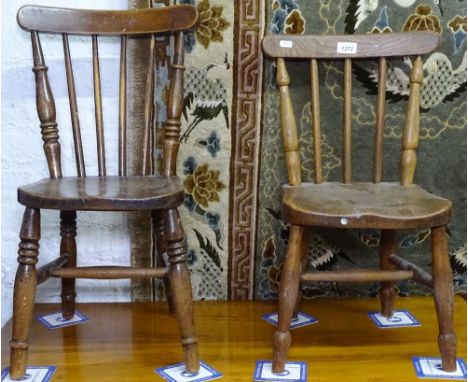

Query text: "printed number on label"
[280, 40, 293, 48]
[337, 42, 357, 54]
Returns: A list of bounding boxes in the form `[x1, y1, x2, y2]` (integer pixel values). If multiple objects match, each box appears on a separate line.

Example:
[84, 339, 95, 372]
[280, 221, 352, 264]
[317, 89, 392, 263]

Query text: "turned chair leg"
[293, 228, 309, 320]
[379, 230, 397, 317]
[152, 210, 175, 314]
[164, 208, 199, 373]
[273, 225, 304, 373]
[431, 226, 457, 371]
[9, 208, 41, 380]
[60, 211, 77, 320]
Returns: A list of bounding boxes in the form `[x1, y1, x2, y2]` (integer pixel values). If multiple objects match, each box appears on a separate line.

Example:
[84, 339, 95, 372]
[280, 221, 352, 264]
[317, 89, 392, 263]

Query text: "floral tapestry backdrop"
[255, 0, 467, 300]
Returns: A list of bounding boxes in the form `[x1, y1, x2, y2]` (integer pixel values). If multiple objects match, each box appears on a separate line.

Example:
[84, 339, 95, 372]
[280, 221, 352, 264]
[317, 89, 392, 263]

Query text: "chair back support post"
[309, 59, 322, 184]
[400, 55, 423, 186]
[343, 58, 352, 184]
[276, 58, 301, 186]
[373, 57, 387, 183]
[31, 31, 62, 179]
[163, 31, 185, 177]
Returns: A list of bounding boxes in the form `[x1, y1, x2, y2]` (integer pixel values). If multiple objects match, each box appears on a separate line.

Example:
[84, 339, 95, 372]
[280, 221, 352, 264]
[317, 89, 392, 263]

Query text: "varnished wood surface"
[2, 299, 466, 381]
[18, 176, 184, 211]
[262, 32, 438, 59]
[282, 182, 452, 229]
[17, 5, 198, 35]
[300, 269, 413, 283]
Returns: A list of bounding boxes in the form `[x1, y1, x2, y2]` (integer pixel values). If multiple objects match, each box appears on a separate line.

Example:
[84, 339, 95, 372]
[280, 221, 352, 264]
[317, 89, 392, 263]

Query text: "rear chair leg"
[9, 208, 40, 380]
[379, 230, 397, 317]
[431, 226, 457, 371]
[152, 210, 175, 314]
[164, 208, 199, 373]
[60, 211, 77, 320]
[273, 225, 304, 373]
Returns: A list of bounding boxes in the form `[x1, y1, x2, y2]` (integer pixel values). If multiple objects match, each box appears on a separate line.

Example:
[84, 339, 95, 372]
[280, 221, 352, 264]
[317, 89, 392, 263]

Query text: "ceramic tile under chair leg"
[412, 357, 467, 380]
[253, 361, 307, 382]
[262, 312, 318, 329]
[368, 309, 421, 328]
[1, 366, 56, 382]
[36, 311, 89, 329]
[155, 361, 222, 382]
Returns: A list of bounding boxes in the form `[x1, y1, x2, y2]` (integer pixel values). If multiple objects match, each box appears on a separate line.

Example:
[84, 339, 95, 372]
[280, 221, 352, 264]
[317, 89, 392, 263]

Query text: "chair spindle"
[92, 35, 106, 176]
[310, 59, 322, 184]
[63, 33, 86, 177]
[401, 56, 423, 186]
[373, 57, 387, 183]
[31, 31, 62, 179]
[119, 35, 127, 176]
[163, 31, 185, 177]
[276, 58, 301, 186]
[142, 34, 156, 176]
[343, 58, 352, 184]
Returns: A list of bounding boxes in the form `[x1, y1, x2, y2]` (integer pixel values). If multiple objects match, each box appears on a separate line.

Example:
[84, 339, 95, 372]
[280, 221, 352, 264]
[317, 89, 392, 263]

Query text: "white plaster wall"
[1, 0, 132, 326]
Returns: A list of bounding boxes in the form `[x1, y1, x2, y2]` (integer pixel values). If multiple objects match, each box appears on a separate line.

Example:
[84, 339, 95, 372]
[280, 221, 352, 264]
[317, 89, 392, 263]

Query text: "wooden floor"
[1, 298, 466, 381]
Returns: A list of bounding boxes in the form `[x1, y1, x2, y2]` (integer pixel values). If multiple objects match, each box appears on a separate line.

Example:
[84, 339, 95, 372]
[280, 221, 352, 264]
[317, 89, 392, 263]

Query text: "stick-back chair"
[261, 32, 457, 373]
[9, 5, 199, 379]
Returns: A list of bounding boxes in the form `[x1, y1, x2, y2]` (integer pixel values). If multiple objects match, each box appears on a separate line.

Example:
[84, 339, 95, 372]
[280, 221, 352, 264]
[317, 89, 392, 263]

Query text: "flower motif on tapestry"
[195, 0, 230, 49]
[184, 163, 225, 208]
[403, 5, 442, 34]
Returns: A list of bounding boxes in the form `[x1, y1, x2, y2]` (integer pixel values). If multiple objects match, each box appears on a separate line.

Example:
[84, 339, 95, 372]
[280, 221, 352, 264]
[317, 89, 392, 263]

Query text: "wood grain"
[17, 5, 198, 35]
[378, 230, 397, 317]
[2, 299, 466, 381]
[262, 32, 438, 59]
[18, 176, 184, 211]
[310, 59, 322, 184]
[300, 269, 412, 283]
[282, 182, 452, 229]
[276, 58, 301, 186]
[374, 57, 387, 183]
[343, 58, 352, 184]
[401, 56, 423, 186]
[63, 34, 85, 177]
[51, 266, 166, 279]
[92, 35, 106, 177]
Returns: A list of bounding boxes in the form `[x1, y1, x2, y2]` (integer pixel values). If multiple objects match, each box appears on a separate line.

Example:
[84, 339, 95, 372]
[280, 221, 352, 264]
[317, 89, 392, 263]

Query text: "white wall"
[1, 0, 132, 326]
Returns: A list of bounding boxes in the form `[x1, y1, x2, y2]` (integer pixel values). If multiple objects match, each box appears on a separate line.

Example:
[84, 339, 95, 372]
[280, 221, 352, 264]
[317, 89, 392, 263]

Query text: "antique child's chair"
[262, 32, 457, 373]
[9, 5, 199, 379]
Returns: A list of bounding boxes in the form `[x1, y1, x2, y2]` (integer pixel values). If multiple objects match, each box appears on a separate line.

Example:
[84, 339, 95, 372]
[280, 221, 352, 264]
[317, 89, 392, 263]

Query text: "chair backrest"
[17, 5, 198, 179]
[262, 32, 438, 187]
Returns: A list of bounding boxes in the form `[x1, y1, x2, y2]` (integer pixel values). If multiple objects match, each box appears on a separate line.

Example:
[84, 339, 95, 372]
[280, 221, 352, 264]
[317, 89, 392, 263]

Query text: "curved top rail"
[17, 5, 198, 35]
[262, 32, 438, 59]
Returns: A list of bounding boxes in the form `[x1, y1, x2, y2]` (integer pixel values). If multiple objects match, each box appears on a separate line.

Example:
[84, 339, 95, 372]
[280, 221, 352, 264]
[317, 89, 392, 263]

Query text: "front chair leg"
[9, 208, 41, 380]
[379, 230, 397, 318]
[431, 226, 457, 371]
[273, 225, 304, 373]
[152, 210, 175, 314]
[164, 208, 199, 373]
[293, 228, 310, 320]
[60, 211, 77, 320]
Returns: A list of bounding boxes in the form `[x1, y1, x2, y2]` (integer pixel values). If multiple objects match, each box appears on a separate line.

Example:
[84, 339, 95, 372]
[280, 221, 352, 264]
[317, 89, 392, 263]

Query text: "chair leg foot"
[272, 225, 303, 373]
[432, 226, 457, 372]
[9, 208, 40, 380]
[273, 330, 291, 373]
[164, 208, 199, 374]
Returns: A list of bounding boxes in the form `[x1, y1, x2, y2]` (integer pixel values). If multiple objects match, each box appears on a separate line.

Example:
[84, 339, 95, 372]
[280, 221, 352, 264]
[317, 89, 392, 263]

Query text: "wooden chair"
[9, 5, 199, 380]
[262, 32, 458, 373]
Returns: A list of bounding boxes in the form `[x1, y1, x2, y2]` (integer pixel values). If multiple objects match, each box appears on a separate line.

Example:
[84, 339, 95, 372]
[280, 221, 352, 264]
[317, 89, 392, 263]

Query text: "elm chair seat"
[18, 176, 184, 211]
[282, 182, 452, 229]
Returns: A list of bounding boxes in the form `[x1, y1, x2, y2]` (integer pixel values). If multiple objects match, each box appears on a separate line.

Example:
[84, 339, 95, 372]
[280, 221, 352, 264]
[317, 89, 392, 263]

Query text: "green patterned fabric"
[255, 0, 467, 299]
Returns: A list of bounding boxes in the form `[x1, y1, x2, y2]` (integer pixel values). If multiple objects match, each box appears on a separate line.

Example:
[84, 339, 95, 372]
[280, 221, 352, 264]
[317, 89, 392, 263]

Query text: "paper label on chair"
[36, 311, 89, 329]
[368, 310, 420, 328]
[2, 366, 56, 382]
[413, 357, 467, 380]
[262, 312, 318, 329]
[337, 42, 357, 54]
[253, 361, 307, 382]
[280, 40, 293, 48]
[155, 361, 222, 382]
